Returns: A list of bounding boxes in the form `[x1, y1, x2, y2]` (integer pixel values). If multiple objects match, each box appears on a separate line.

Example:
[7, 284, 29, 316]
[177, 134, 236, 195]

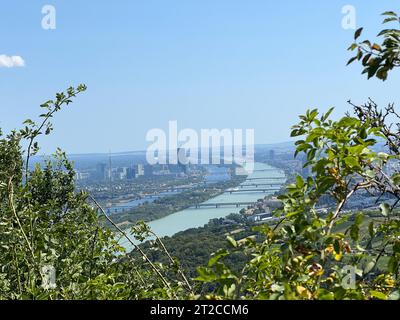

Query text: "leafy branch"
[21, 85, 87, 183]
[348, 11, 400, 81]
[88, 195, 174, 294]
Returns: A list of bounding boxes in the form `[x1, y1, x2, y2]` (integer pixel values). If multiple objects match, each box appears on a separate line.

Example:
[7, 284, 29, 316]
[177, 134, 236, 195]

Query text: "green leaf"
[23, 119, 34, 125]
[296, 175, 304, 188]
[350, 225, 360, 242]
[338, 117, 359, 127]
[365, 170, 376, 178]
[208, 249, 229, 267]
[388, 256, 398, 274]
[354, 213, 363, 225]
[195, 267, 217, 282]
[354, 27, 363, 40]
[322, 107, 334, 121]
[370, 290, 387, 300]
[334, 239, 340, 255]
[383, 17, 399, 24]
[377, 29, 392, 36]
[348, 43, 358, 51]
[388, 291, 400, 301]
[364, 259, 376, 274]
[344, 156, 360, 168]
[393, 242, 400, 254]
[379, 203, 391, 216]
[361, 40, 371, 46]
[391, 173, 400, 186]
[376, 67, 388, 81]
[226, 236, 237, 248]
[368, 222, 375, 238]
[317, 289, 334, 300]
[362, 53, 372, 66]
[347, 56, 358, 65]
[223, 283, 236, 297]
[382, 11, 398, 17]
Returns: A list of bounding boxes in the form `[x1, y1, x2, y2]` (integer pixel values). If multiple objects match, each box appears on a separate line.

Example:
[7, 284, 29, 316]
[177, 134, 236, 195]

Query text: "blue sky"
[0, 0, 399, 154]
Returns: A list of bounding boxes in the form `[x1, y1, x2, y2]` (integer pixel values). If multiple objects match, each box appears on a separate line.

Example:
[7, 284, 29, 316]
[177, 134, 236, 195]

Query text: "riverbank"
[119, 163, 286, 252]
[104, 175, 248, 229]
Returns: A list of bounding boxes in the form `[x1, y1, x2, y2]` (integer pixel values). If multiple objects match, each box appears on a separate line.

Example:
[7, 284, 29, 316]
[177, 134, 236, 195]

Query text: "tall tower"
[108, 150, 113, 205]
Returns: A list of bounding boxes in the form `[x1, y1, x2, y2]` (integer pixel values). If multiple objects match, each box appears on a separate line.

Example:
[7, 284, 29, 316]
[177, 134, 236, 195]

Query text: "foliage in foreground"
[0, 86, 193, 299]
[196, 12, 400, 300]
[348, 11, 400, 81]
[197, 105, 400, 300]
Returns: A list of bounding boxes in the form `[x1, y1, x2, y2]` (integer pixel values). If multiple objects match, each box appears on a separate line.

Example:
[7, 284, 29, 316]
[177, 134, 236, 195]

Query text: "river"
[108, 166, 231, 214]
[119, 162, 285, 252]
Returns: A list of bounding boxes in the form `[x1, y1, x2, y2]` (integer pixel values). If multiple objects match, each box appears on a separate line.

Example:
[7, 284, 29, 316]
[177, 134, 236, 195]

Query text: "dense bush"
[0, 86, 192, 299]
[196, 12, 400, 300]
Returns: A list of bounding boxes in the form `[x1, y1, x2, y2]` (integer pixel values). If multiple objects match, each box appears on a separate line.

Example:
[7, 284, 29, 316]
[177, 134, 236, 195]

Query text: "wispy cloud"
[0, 55, 25, 68]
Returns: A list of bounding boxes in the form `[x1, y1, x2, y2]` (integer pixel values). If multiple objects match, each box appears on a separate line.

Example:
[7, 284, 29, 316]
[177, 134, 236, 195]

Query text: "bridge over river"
[245, 177, 285, 181]
[193, 202, 255, 209]
[240, 183, 282, 187]
[120, 162, 287, 252]
[225, 188, 281, 194]
[252, 169, 285, 173]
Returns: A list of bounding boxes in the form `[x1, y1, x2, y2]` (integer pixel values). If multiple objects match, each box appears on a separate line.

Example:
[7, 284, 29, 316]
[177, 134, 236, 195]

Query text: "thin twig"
[149, 230, 193, 294]
[8, 175, 36, 262]
[328, 182, 371, 234]
[88, 195, 172, 291]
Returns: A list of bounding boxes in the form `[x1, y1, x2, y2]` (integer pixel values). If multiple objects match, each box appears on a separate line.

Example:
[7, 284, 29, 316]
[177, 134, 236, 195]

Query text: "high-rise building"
[116, 167, 128, 180]
[127, 167, 136, 180]
[75, 171, 90, 181]
[136, 164, 144, 177]
[96, 163, 107, 180]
